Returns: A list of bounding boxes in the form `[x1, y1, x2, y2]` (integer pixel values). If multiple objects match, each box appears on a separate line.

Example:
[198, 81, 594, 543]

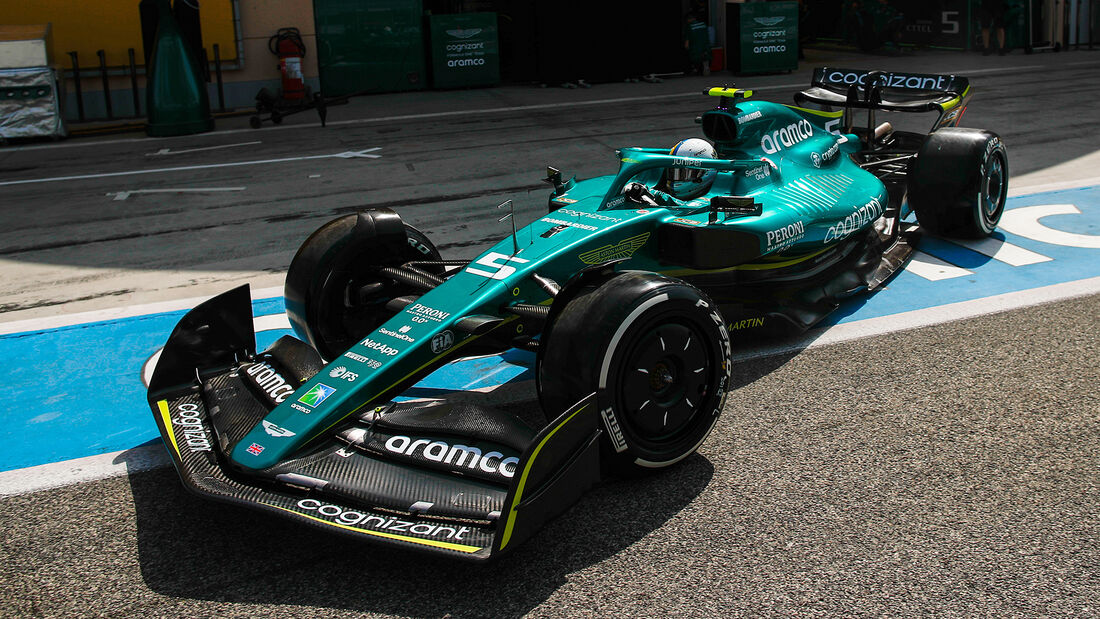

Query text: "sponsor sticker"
[296, 498, 474, 541]
[825, 197, 884, 243]
[823, 70, 949, 91]
[578, 232, 650, 264]
[262, 420, 296, 438]
[729, 317, 766, 330]
[542, 217, 597, 231]
[329, 366, 359, 382]
[765, 221, 806, 250]
[600, 408, 628, 452]
[431, 330, 455, 354]
[298, 383, 336, 408]
[379, 327, 415, 342]
[361, 338, 399, 356]
[406, 303, 451, 323]
[173, 402, 212, 453]
[243, 362, 295, 403]
[383, 435, 519, 479]
[760, 119, 813, 155]
[738, 110, 763, 125]
[558, 208, 621, 223]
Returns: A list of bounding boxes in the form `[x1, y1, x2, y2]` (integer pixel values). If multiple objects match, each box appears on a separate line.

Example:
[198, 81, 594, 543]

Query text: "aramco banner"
[429, 13, 500, 89]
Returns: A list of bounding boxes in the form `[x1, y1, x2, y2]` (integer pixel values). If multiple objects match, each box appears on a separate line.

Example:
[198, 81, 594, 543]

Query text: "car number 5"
[467, 252, 531, 280]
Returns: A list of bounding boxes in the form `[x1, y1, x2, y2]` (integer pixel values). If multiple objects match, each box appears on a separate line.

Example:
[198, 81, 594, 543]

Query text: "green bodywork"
[231, 95, 892, 470]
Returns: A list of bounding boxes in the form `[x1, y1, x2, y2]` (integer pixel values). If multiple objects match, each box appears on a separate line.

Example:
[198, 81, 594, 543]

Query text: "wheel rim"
[615, 321, 710, 442]
[982, 153, 1006, 221]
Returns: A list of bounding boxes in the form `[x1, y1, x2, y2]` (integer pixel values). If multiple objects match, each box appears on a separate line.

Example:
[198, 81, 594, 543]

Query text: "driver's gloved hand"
[622, 182, 654, 204]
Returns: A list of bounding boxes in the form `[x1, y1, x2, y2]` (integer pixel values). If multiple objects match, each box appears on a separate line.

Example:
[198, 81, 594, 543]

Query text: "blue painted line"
[1, 185, 1097, 473]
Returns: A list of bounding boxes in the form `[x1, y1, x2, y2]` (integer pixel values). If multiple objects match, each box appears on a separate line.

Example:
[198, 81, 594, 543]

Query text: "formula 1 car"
[147, 68, 1007, 561]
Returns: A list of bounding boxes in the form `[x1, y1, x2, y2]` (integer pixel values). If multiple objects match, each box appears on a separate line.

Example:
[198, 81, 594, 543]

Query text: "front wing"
[148, 287, 603, 561]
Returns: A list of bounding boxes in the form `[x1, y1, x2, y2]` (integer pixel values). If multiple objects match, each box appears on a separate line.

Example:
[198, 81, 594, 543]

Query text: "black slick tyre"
[284, 209, 441, 360]
[907, 127, 1009, 238]
[537, 271, 732, 476]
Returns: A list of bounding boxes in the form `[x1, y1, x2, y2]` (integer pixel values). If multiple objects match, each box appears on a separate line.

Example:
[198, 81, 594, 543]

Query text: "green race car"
[147, 68, 1008, 560]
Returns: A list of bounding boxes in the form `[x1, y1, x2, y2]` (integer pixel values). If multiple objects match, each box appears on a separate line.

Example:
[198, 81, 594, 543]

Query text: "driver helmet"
[666, 138, 717, 200]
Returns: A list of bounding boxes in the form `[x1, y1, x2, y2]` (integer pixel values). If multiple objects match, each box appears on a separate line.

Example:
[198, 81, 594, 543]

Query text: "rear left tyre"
[907, 127, 1008, 238]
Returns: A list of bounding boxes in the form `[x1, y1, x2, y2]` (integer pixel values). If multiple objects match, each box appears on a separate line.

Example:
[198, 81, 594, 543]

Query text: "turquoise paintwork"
[231, 96, 892, 470]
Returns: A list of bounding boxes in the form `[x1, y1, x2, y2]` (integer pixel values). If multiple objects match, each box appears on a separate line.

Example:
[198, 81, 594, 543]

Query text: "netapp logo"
[297, 499, 473, 541]
[361, 338, 398, 356]
[244, 362, 295, 403]
[383, 435, 519, 479]
[760, 119, 812, 154]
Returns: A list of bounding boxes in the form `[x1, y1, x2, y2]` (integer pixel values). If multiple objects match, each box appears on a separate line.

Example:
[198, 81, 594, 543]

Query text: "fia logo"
[431, 330, 455, 354]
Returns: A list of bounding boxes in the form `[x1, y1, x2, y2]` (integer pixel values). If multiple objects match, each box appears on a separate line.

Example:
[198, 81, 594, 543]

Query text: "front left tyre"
[284, 209, 441, 360]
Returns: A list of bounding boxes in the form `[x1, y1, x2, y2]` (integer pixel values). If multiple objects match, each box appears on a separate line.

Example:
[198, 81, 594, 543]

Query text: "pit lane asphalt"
[2, 295, 1097, 616]
[2, 46, 1099, 616]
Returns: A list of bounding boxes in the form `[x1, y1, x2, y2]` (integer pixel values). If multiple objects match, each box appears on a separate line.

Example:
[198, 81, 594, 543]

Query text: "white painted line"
[7, 276, 1099, 497]
[1000, 204, 1100, 249]
[7, 275, 1099, 497]
[904, 251, 973, 280]
[1009, 176, 1100, 196]
[947, 236, 1052, 266]
[146, 140, 261, 156]
[107, 187, 246, 201]
[0, 285, 284, 335]
[0, 148, 381, 187]
[0, 443, 170, 497]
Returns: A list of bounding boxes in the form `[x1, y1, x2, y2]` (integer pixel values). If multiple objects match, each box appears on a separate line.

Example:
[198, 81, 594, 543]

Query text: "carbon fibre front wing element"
[147, 286, 602, 561]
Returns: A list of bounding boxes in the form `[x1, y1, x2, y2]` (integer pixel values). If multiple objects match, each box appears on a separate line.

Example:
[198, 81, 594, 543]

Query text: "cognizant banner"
[727, 1, 798, 74]
[429, 13, 500, 89]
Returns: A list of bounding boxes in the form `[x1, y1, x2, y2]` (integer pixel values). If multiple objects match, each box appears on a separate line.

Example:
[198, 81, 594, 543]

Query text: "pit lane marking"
[905, 252, 974, 280]
[945, 235, 1051, 266]
[1000, 204, 1100, 248]
[0, 148, 382, 187]
[3, 275, 1098, 498]
[146, 140, 261, 156]
[106, 187, 246, 201]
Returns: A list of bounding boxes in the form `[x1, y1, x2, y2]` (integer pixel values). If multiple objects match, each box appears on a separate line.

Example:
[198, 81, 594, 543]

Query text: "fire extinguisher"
[269, 27, 306, 100]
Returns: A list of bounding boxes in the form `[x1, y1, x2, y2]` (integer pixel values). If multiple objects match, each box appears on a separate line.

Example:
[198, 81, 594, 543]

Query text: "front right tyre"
[537, 271, 732, 476]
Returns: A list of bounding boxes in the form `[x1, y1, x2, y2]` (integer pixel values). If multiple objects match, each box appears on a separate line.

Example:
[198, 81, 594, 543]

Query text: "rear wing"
[795, 67, 972, 134]
[811, 68, 969, 100]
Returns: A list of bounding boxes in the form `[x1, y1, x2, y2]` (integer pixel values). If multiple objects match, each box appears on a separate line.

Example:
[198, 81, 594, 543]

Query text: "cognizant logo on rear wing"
[814, 68, 967, 95]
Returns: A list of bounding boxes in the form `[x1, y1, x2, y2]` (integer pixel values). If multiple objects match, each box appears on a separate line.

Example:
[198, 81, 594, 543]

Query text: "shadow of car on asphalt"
[124, 452, 715, 617]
